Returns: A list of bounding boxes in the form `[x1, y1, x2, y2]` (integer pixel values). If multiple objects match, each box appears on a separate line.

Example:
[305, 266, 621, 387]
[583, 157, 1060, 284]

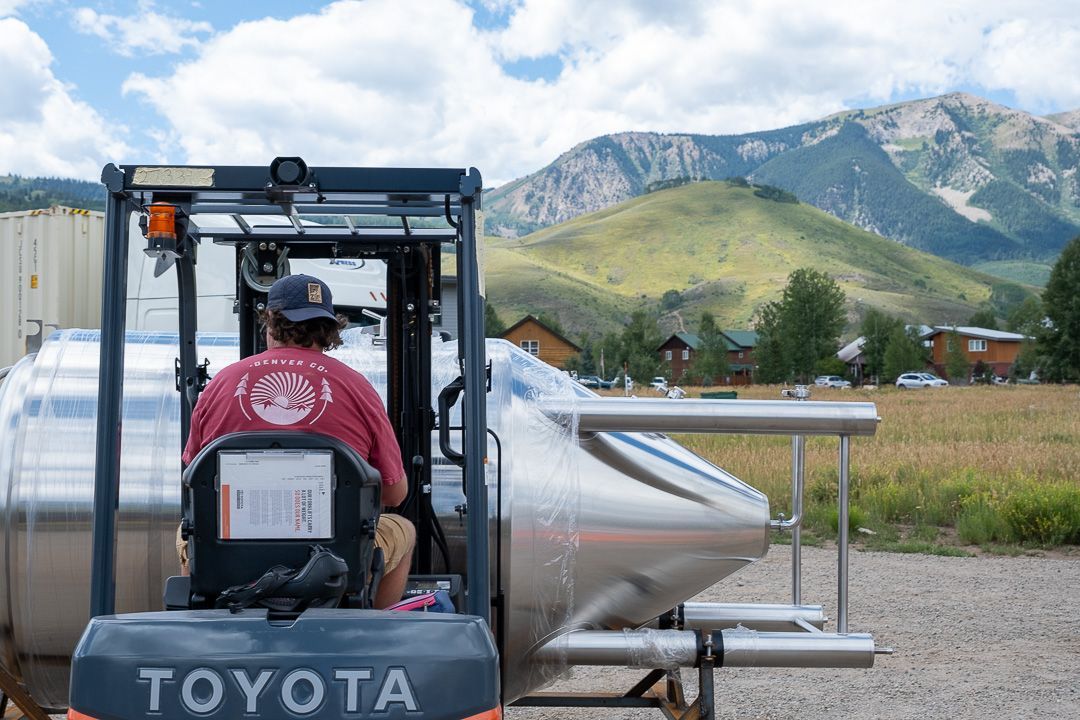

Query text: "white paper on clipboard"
[218, 450, 333, 540]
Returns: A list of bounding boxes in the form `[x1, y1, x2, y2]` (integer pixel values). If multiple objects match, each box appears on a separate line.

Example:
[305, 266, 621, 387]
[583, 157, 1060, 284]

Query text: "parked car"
[597, 377, 615, 390]
[649, 376, 668, 390]
[918, 373, 949, 387]
[896, 372, 933, 389]
[576, 375, 601, 388]
[814, 375, 851, 388]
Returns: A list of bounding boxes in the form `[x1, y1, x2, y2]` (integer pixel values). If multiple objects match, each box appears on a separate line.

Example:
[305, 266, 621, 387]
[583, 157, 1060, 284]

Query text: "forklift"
[68, 159, 500, 719]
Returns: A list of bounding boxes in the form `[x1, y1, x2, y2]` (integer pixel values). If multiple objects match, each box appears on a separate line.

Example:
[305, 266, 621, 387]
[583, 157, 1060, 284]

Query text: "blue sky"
[2, 1, 1079, 184]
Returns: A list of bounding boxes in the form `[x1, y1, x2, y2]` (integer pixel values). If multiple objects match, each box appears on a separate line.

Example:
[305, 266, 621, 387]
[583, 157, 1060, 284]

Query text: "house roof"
[659, 330, 758, 353]
[922, 326, 1028, 342]
[658, 332, 701, 351]
[837, 336, 866, 363]
[501, 314, 582, 351]
[721, 330, 759, 348]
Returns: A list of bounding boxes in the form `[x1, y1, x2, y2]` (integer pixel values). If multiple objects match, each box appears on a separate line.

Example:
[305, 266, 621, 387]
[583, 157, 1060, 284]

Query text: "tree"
[779, 268, 847, 382]
[689, 312, 730, 385]
[1006, 296, 1043, 335]
[563, 335, 596, 376]
[882, 325, 926, 381]
[1039, 235, 1080, 383]
[617, 311, 664, 383]
[967, 307, 999, 330]
[754, 301, 788, 383]
[944, 328, 971, 384]
[484, 301, 506, 337]
[860, 308, 902, 383]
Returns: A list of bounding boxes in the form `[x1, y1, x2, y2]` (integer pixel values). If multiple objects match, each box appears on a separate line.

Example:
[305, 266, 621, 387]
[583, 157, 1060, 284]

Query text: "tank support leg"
[0, 667, 49, 720]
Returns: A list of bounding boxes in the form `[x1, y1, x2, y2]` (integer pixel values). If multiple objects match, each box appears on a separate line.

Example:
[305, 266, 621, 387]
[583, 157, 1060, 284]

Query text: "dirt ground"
[509, 543, 1080, 720]
[3, 544, 1075, 719]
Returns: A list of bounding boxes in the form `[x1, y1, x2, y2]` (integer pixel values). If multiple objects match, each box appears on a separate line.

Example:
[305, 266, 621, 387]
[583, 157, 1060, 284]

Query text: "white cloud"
[106, 0, 1080, 187]
[0, 0, 33, 17]
[73, 1, 212, 57]
[0, 18, 129, 178]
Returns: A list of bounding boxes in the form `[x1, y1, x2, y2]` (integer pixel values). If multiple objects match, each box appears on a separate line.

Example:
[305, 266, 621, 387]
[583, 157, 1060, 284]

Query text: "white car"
[814, 375, 851, 388]
[896, 372, 940, 389]
[918, 373, 949, 387]
[650, 376, 667, 390]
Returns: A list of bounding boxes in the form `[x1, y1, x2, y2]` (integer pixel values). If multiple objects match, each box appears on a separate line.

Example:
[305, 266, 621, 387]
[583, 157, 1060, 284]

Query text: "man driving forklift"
[178, 272, 415, 609]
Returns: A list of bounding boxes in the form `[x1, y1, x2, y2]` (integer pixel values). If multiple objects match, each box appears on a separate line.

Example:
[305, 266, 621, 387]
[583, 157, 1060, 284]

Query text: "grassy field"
[645, 384, 1079, 555]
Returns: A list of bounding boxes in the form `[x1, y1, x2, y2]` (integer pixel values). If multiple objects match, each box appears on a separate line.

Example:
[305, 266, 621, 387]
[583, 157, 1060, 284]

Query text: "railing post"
[791, 434, 804, 606]
[837, 435, 851, 634]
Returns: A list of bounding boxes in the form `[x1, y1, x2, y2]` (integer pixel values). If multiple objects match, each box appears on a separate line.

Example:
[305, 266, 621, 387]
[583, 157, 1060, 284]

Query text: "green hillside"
[0, 175, 104, 212]
[482, 180, 1034, 338]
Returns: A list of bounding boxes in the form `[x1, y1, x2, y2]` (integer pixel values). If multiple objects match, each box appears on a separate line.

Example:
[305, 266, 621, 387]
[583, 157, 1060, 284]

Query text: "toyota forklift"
[68, 159, 499, 719]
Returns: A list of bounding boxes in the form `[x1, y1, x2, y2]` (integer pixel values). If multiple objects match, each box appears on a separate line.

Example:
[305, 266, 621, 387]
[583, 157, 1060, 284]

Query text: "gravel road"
[508, 544, 1080, 720]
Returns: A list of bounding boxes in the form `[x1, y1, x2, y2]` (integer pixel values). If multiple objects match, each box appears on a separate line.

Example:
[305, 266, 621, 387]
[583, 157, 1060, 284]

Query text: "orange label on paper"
[220, 484, 231, 539]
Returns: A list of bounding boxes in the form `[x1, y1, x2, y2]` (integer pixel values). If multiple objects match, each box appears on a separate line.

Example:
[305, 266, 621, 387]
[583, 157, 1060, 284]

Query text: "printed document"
[218, 450, 333, 540]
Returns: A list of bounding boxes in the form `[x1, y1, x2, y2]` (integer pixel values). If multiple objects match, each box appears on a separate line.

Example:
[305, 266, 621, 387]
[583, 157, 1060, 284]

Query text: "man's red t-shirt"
[182, 346, 405, 491]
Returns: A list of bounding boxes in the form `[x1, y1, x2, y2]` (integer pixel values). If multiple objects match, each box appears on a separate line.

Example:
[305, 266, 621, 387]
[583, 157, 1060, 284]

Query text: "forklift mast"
[89, 160, 490, 622]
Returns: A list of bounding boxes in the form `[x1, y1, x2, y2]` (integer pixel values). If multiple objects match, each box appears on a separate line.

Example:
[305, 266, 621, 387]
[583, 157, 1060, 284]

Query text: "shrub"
[1000, 484, 1080, 546]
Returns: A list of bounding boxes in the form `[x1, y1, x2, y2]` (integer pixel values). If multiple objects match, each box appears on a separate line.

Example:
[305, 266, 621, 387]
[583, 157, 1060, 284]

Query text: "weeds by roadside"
[671, 384, 1080, 554]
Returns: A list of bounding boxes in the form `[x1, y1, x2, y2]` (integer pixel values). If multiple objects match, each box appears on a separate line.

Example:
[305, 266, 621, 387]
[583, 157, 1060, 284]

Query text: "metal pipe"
[792, 434, 804, 604]
[838, 436, 851, 633]
[771, 434, 806, 531]
[549, 399, 880, 437]
[678, 602, 825, 632]
[536, 628, 882, 669]
[534, 630, 700, 669]
[719, 629, 878, 668]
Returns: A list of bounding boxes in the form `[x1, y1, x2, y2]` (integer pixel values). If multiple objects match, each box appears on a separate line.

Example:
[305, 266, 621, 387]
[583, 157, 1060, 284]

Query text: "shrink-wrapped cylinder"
[0, 330, 771, 708]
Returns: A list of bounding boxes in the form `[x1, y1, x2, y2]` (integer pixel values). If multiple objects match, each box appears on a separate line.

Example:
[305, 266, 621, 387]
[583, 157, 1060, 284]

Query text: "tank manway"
[542, 398, 880, 437]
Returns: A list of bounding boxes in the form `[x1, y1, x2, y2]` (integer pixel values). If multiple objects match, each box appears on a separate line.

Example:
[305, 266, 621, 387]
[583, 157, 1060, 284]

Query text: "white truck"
[0, 208, 390, 367]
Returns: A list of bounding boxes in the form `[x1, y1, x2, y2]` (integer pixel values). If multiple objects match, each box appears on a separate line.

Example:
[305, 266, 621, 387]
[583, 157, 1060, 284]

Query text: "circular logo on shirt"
[248, 371, 316, 425]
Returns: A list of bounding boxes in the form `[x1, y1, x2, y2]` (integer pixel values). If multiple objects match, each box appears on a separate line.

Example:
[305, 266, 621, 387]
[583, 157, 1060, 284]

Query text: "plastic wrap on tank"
[0, 329, 771, 709]
[622, 628, 699, 670]
[0, 330, 240, 706]
[506, 343, 582, 692]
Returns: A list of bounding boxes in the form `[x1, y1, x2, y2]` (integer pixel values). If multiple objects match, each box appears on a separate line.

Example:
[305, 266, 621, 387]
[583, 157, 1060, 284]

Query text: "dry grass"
[633, 384, 1080, 549]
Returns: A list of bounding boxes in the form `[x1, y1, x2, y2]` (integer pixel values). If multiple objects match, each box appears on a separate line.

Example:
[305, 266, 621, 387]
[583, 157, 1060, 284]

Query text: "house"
[722, 330, 758, 386]
[501, 315, 582, 369]
[921, 326, 1029, 377]
[837, 336, 866, 383]
[656, 330, 758, 385]
[658, 332, 700, 379]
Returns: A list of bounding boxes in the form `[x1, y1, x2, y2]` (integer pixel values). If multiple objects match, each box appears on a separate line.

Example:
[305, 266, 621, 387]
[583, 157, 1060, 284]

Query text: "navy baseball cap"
[267, 274, 336, 322]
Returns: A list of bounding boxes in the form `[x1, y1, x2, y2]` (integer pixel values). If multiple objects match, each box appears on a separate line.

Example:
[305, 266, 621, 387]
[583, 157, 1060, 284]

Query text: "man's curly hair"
[264, 309, 348, 351]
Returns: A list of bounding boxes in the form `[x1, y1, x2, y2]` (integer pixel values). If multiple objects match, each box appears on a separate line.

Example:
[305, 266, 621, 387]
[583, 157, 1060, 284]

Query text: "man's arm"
[382, 476, 407, 507]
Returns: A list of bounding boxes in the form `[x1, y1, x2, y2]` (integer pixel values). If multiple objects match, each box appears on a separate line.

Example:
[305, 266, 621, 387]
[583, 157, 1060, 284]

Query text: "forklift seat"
[174, 431, 383, 611]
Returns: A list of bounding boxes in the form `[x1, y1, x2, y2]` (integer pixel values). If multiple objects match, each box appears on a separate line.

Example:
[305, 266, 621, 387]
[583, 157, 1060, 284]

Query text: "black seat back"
[182, 431, 381, 608]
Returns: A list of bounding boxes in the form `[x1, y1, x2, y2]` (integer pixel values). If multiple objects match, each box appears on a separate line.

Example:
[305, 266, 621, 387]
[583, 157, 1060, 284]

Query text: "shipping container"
[0, 206, 106, 367]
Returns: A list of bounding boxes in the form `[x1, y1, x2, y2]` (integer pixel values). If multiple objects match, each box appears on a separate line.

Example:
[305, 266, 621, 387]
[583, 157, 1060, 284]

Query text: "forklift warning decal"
[218, 451, 332, 540]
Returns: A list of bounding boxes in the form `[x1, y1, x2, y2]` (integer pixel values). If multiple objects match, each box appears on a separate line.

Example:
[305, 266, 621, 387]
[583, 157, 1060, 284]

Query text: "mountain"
[485, 93, 1080, 277]
[482, 180, 1033, 339]
[0, 175, 105, 213]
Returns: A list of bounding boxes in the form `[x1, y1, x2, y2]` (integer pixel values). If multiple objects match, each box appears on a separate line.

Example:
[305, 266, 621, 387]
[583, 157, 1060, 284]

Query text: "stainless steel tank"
[0, 330, 770, 707]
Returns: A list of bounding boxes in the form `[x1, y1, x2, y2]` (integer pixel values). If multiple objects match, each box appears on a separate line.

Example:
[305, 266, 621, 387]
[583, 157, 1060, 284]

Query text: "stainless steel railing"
[543, 389, 880, 637]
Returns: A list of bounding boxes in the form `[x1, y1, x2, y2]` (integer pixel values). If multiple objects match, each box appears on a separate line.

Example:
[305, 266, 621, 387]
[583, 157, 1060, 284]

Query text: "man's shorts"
[176, 513, 413, 574]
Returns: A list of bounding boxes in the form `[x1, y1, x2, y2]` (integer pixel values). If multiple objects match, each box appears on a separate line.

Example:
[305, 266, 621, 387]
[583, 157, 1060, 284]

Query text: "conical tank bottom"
[497, 424, 769, 701]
